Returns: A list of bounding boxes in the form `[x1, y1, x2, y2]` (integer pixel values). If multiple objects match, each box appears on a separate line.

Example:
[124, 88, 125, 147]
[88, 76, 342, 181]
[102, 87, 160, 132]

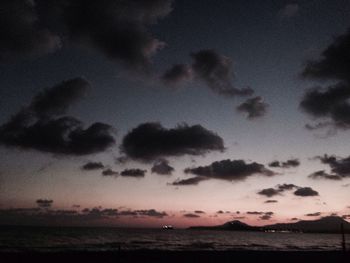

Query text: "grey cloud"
[121, 122, 224, 162]
[308, 170, 342, 180]
[102, 169, 119, 177]
[236, 96, 269, 119]
[183, 159, 276, 183]
[268, 159, 300, 168]
[151, 159, 174, 175]
[294, 187, 319, 197]
[120, 168, 146, 177]
[0, 78, 115, 155]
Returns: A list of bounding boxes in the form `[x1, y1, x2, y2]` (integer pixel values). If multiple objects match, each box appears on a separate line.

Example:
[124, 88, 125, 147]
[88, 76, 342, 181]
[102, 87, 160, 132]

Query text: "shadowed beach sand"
[1, 250, 349, 263]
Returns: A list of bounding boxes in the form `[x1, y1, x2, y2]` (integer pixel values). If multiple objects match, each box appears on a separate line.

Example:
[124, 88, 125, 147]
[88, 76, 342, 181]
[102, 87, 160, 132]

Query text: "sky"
[0, 0, 350, 228]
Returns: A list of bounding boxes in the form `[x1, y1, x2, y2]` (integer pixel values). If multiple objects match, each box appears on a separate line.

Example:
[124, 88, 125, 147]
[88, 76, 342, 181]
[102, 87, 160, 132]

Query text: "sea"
[0, 226, 348, 252]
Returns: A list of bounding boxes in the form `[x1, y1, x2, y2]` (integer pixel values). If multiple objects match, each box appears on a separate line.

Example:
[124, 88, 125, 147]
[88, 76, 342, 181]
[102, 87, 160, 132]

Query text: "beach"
[1, 250, 349, 263]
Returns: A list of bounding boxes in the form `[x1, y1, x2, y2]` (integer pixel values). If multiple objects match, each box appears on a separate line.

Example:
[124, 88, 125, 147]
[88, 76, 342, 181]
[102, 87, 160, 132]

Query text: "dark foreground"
[1, 250, 349, 263]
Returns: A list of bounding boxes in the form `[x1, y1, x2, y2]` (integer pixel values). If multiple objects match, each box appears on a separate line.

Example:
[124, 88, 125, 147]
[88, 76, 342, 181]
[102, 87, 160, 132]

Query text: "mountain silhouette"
[189, 216, 350, 233]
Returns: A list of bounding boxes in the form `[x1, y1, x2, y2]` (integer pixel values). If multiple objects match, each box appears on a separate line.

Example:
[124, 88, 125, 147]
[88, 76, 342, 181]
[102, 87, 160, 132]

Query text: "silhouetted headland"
[189, 216, 350, 233]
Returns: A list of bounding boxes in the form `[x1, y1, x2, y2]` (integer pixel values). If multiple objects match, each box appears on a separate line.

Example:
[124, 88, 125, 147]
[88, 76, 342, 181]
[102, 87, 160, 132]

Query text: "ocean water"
[0, 226, 348, 252]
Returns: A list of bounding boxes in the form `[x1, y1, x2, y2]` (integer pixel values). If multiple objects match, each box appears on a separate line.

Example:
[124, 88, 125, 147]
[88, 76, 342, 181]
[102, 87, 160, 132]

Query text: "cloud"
[216, 210, 224, 214]
[236, 96, 269, 119]
[300, 28, 350, 129]
[264, 200, 278, 203]
[121, 122, 224, 161]
[294, 187, 319, 197]
[81, 162, 105, 170]
[135, 209, 167, 218]
[120, 168, 146, 177]
[162, 49, 254, 98]
[191, 49, 254, 97]
[0, 78, 116, 155]
[170, 176, 208, 186]
[258, 184, 299, 197]
[308, 170, 342, 180]
[194, 210, 205, 214]
[36, 199, 53, 208]
[184, 159, 276, 183]
[268, 159, 300, 168]
[102, 169, 118, 176]
[151, 159, 174, 175]
[162, 64, 192, 85]
[260, 214, 273, 220]
[247, 211, 273, 220]
[1, 0, 173, 71]
[277, 183, 298, 191]
[0, 0, 61, 61]
[55, 0, 172, 71]
[305, 212, 321, 217]
[183, 213, 200, 218]
[278, 3, 299, 19]
[315, 154, 350, 178]
[258, 188, 281, 198]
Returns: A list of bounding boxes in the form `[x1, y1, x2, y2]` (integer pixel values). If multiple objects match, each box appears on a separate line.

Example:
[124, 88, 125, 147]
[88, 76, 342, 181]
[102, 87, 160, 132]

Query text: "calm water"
[0, 226, 348, 252]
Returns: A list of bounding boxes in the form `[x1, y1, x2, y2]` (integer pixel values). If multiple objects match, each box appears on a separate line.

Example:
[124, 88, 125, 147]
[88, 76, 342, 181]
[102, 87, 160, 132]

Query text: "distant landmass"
[189, 216, 350, 233]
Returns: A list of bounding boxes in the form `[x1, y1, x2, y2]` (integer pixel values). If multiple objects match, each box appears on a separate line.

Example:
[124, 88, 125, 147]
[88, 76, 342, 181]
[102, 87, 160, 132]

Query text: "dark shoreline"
[1, 250, 349, 263]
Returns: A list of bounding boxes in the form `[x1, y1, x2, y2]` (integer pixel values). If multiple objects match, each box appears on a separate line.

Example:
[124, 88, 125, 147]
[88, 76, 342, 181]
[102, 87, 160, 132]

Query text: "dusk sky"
[0, 0, 350, 228]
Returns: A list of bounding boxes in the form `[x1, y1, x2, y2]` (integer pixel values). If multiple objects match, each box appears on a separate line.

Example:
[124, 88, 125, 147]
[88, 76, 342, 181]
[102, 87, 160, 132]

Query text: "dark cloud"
[246, 211, 264, 215]
[135, 209, 167, 218]
[36, 199, 53, 208]
[258, 188, 280, 198]
[102, 169, 119, 176]
[305, 212, 321, 217]
[277, 184, 298, 191]
[236, 96, 269, 119]
[308, 170, 342, 180]
[315, 154, 350, 178]
[216, 210, 224, 214]
[170, 176, 208, 186]
[120, 168, 146, 177]
[294, 187, 319, 197]
[264, 200, 278, 203]
[259, 214, 273, 220]
[121, 122, 224, 161]
[184, 159, 275, 183]
[194, 210, 205, 214]
[0, 78, 116, 155]
[151, 159, 174, 175]
[183, 213, 200, 218]
[162, 64, 192, 84]
[0, 0, 61, 61]
[162, 49, 254, 98]
[268, 159, 300, 168]
[1, 0, 173, 71]
[258, 184, 299, 197]
[55, 0, 172, 71]
[190, 49, 254, 97]
[81, 162, 105, 170]
[300, 29, 350, 129]
[291, 218, 299, 221]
